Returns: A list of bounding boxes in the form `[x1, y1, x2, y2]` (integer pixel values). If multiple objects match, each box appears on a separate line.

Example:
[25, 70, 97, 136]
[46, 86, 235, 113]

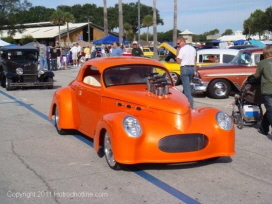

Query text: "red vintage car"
[192, 48, 264, 99]
[49, 57, 235, 170]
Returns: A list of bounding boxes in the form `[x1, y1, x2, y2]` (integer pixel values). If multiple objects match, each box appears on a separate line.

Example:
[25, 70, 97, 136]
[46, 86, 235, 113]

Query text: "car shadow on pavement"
[125, 157, 233, 171]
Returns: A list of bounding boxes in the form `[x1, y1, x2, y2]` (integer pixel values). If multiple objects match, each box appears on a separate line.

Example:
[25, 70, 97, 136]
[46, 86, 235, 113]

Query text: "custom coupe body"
[49, 57, 235, 170]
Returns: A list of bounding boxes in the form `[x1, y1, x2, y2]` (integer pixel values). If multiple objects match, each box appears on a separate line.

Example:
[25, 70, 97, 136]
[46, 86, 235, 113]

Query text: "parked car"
[142, 47, 154, 58]
[158, 43, 239, 85]
[49, 56, 235, 170]
[122, 48, 132, 56]
[0, 46, 54, 91]
[192, 48, 264, 99]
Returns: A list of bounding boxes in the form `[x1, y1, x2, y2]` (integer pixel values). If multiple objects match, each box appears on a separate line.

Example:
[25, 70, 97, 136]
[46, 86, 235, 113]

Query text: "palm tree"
[153, 0, 158, 60]
[118, 0, 123, 45]
[173, 0, 177, 46]
[50, 10, 65, 42]
[103, 0, 108, 36]
[124, 23, 133, 40]
[142, 15, 153, 42]
[63, 12, 75, 45]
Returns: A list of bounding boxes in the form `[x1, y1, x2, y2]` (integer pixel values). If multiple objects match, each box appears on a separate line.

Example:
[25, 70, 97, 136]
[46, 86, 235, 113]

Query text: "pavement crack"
[11, 141, 61, 204]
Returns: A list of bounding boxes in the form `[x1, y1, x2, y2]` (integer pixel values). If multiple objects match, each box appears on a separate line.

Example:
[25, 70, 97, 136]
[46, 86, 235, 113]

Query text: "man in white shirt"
[176, 36, 196, 108]
[70, 44, 78, 67]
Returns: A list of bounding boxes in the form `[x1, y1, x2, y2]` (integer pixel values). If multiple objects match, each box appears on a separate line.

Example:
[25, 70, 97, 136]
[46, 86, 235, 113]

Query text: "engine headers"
[146, 73, 171, 96]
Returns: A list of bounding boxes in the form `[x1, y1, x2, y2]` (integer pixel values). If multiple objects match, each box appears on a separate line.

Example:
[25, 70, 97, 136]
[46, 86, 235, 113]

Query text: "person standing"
[111, 42, 123, 56]
[131, 41, 143, 57]
[55, 42, 62, 69]
[176, 36, 196, 108]
[84, 46, 91, 61]
[70, 44, 78, 67]
[253, 45, 272, 135]
[61, 46, 69, 70]
[76, 43, 82, 66]
[38, 41, 47, 70]
[50, 45, 58, 71]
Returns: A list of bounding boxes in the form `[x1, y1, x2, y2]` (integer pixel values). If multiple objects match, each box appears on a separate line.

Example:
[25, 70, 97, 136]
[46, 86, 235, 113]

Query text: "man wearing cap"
[132, 41, 143, 57]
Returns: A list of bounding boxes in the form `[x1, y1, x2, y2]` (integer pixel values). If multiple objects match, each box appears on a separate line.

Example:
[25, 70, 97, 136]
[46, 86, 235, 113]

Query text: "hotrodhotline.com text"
[7, 191, 109, 199]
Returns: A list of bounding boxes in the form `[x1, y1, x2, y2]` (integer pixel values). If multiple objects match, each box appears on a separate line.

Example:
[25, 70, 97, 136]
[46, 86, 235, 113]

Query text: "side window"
[223, 54, 235, 63]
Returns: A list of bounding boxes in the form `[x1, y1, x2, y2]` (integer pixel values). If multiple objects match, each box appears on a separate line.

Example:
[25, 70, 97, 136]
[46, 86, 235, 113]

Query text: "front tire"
[54, 106, 68, 135]
[5, 77, 12, 91]
[207, 79, 231, 99]
[47, 77, 53, 89]
[169, 72, 181, 85]
[104, 131, 122, 170]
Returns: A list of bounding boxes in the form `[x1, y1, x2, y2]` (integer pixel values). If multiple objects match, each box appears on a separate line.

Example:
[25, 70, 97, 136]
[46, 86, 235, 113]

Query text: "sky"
[30, 0, 272, 35]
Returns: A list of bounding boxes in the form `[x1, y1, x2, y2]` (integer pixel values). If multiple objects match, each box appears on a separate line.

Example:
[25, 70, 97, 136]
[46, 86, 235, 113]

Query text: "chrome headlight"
[38, 69, 45, 75]
[216, 112, 233, 130]
[16, 68, 23, 75]
[123, 116, 142, 138]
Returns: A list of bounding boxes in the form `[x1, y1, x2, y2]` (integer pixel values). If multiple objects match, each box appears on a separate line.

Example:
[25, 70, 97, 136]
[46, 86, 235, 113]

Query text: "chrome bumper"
[191, 77, 208, 93]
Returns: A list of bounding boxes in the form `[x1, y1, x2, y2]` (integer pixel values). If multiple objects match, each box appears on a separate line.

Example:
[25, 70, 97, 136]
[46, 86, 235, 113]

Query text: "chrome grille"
[158, 134, 208, 153]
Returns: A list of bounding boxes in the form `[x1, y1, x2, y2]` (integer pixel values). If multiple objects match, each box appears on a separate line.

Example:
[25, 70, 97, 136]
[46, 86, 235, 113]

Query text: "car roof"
[237, 47, 263, 53]
[83, 56, 165, 72]
[197, 48, 239, 55]
[0, 46, 38, 51]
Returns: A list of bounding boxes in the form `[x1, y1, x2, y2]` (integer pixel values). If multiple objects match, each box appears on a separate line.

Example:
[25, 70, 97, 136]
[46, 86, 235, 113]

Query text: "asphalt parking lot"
[0, 66, 271, 204]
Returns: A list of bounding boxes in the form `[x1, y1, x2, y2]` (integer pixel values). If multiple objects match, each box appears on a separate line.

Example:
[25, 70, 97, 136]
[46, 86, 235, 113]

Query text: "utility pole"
[138, 0, 140, 43]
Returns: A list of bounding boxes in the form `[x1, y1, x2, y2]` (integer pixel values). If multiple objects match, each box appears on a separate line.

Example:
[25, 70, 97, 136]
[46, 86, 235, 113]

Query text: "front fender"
[48, 87, 79, 129]
[94, 112, 130, 153]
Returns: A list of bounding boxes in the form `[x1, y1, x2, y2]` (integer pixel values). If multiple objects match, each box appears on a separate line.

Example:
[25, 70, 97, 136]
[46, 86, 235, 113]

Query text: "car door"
[76, 77, 102, 137]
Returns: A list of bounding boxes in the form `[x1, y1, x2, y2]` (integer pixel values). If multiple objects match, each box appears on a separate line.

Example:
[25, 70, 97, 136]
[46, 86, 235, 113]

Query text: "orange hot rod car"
[49, 57, 235, 170]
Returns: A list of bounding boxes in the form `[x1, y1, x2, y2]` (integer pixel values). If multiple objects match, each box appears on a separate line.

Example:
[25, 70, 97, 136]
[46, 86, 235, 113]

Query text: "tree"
[123, 22, 134, 41]
[243, 9, 265, 39]
[18, 6, 55, 23]
[262, 6, 272, 32]
[222, 29, 233, 36]
[50, 10, 65, 42]
[103, 0, 108, 36]
[19, 34, 35, 45]
[63, 12, 75, 45]
[142, 15, 153, 42]
[0, 0, 32, 35]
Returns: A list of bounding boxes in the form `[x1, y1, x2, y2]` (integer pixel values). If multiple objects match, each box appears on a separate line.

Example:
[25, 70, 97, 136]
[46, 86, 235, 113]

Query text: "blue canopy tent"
[93, 35, 130, 45]
[233, 39, 246, 45]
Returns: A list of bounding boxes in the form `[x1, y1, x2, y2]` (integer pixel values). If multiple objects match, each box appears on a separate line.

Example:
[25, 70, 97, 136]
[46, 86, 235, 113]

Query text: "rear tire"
[207, 79, 231, 99]
[54, 106, 68, 135]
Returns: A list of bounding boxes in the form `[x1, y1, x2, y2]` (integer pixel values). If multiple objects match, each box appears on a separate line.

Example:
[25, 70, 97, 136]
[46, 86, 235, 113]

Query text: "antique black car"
[0, 46, 54, 91]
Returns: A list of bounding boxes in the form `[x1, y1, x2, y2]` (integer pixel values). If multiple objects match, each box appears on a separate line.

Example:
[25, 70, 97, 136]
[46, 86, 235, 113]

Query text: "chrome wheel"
[54, 106, 67, 135]
[104, 131, 121, 170]
[208, 79, 230, 99]
[169, 72, 181, 85]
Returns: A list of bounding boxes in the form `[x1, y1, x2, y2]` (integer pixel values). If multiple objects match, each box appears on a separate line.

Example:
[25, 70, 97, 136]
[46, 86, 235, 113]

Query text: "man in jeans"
[176, 36, 196, 108]
[38, 41, 47, 70]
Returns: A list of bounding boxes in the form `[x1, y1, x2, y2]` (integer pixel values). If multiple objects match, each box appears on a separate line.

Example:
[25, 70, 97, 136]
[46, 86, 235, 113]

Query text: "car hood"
[103, 85, 190, 115]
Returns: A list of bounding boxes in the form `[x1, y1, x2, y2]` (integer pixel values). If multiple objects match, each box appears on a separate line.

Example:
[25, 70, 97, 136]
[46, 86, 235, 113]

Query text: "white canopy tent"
[0, 39, 10, 46]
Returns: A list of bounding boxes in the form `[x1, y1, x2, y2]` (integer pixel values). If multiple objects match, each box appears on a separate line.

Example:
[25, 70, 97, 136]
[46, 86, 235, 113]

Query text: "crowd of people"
[37, 40, 145, 71]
